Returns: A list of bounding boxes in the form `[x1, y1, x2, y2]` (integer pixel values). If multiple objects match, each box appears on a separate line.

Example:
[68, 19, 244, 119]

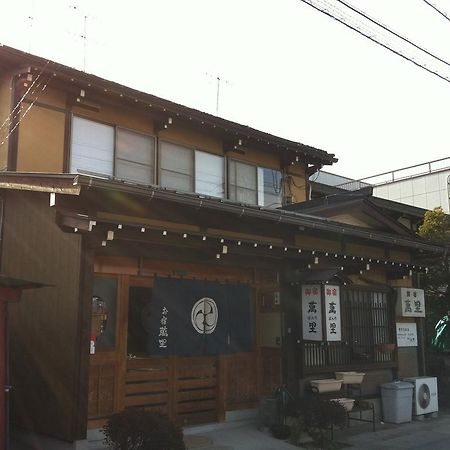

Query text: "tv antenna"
[69, 2, 90, 71]
[206, 73, 231, 116]
[27, 0, 35, 53]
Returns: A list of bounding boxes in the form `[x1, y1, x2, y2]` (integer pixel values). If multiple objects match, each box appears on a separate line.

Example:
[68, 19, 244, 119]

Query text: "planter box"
[335, 371, 365, 384]
[330, 397, 355, 411]
[310, 379, 343, 393]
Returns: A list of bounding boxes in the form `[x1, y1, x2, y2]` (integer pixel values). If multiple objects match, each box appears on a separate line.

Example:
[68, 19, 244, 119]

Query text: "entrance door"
[87, 272, 260, 428]
[124, 279, 219, 426]
[88, 274, 122, 428]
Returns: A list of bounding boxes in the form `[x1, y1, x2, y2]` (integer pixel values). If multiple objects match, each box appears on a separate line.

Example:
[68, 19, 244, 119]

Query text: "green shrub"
[102, 408, 185, 450]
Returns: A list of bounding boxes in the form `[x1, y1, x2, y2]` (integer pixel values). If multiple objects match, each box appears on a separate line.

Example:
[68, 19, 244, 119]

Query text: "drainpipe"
[415, 271, 427, 376]
[306, 164, 323, 200]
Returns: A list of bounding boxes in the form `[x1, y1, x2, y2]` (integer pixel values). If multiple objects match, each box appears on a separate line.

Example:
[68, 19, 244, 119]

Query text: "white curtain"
[70, 116, 114, 176]
[195, 151, 224, 198]
[116, 128, 155, 185]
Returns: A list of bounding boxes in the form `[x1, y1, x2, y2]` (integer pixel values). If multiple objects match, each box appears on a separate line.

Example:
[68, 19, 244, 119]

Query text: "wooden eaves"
[0, 172, 444, 258]
[0, 45, 337, 168]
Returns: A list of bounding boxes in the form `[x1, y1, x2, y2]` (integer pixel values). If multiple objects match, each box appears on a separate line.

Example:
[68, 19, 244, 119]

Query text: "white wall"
[373, 170, 450, 213]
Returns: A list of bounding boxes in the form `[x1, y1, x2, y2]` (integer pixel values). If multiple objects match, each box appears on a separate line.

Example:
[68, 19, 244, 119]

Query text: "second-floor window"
[70, 116, 155, 184]
[70, 117, 282, 206]
[228, 160, 282, 207]
[160, 141, 225, 198]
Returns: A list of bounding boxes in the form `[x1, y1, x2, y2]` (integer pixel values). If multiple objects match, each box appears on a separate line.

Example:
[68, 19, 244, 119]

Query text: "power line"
[0, 61, 49, 135]
[422, 0, 450, 24]
[0, 73, 53, 147]
[336, 0, 450, 69]
[311, 0, 446, 72]
[298, 0, 450, 85]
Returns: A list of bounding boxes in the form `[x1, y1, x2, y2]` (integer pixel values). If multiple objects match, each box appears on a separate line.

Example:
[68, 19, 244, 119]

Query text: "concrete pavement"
[184, 410, 450, 450]
[184, 423, 298, 450]
[334, 410, 450, 449]
[89, 409, 450, 450]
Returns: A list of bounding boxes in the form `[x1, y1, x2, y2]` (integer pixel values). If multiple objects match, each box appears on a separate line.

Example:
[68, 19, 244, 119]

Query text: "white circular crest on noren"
[191, 297, 218, 334]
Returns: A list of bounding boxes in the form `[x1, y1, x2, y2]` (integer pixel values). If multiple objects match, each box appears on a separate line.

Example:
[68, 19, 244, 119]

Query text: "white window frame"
[195, 150, 225, 198]
[228, 158, 282, 207]
[70, 115, 156, 184]
[115, 126, 156, 185]
[159, 139, 225, 198]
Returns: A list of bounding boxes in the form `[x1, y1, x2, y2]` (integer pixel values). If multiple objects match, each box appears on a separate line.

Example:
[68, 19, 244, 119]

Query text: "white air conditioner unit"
[403, 377, 438, 415]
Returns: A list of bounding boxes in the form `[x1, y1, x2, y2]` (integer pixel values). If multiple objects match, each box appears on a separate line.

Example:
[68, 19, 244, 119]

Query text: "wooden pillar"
[280, 269, 301, 398]
[0, 300, 6, 450]
[0, 286, 21, 450]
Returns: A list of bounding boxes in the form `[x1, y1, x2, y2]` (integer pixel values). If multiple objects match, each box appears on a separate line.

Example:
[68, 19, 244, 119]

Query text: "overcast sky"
[1, 0, 450, 179]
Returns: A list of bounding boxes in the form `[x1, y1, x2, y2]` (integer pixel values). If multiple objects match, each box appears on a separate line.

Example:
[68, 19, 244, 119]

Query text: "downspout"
[306, 164, 322, 201]
[416, 271, 427, 376]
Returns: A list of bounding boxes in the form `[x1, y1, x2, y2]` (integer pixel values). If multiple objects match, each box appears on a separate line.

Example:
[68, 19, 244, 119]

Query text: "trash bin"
[380, 381, 414, 424]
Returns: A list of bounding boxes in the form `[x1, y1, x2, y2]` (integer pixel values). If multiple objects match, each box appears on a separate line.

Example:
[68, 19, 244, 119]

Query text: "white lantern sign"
[324, 285, 341, 341]
[302, 284, 322, 341]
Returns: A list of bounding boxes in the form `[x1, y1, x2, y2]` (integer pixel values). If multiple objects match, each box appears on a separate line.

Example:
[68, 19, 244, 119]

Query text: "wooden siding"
[159, 125, 223, 155]
[34, 85, 67, 110]
[72, 104, 154, 135]
[259, 348, 282, 396]
[295, 234, 341, 253]
[397, 347, 419, 378]
[1, 191, 86, 441]
[88, 352, 263, 428]
[125, 356, 218, 426]
[389, 249, 411, 263]
[346, 242, 385, 259]
[94, 255, 254, 284]
[286, 164, 308, 203]
[17, 104, 65, 172]
[329, 213, 375, 228]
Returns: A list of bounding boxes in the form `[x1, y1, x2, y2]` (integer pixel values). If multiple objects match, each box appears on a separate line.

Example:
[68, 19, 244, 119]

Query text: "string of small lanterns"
[72, 219, 428, 275]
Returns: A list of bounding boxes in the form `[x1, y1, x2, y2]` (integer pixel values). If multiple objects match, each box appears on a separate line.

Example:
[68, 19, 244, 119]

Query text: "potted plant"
[270, 385, 293, 440]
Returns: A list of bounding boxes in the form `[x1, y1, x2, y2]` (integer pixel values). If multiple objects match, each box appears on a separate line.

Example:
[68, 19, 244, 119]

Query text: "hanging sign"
[324, 285, 341, 341]
[396, 322, 418, 347]
[396, 288, 425, 317]
[148, 278, 252, 356]
[302, 284, 322, 341]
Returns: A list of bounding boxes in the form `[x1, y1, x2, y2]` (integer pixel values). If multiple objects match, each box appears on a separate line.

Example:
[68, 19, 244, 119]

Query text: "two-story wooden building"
[0, 46, 444, 449]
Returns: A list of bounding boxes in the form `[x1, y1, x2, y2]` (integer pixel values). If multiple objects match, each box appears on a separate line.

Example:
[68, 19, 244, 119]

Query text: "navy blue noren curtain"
[146, 278, 252, 356]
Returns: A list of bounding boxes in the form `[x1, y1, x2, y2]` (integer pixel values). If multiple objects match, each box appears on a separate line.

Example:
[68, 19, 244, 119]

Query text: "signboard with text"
[396, 288, 425, 317]
[396, 322, 418, 347]
[324, 285, 341, 341]
[302, 284, 322, 341]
